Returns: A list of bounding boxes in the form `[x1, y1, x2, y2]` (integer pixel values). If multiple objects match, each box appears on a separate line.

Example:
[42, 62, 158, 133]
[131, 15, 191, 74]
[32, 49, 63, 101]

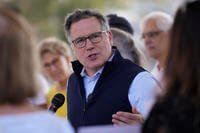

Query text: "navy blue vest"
[67, 48, 145, 129]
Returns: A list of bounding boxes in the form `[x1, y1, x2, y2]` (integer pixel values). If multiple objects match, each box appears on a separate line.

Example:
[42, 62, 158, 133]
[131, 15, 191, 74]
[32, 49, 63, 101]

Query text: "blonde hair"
[0, 5, 38, 104]
[38, 37, 73, 61]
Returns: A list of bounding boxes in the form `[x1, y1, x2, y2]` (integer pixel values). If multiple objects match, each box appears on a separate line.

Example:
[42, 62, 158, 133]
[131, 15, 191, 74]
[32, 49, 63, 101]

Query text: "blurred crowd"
[0, 0, 199, 133]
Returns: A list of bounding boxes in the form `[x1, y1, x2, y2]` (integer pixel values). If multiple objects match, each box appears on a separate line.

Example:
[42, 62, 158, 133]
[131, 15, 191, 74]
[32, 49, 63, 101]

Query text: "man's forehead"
[70, 17, 102, 37]
[143, 19, 159, 32]
[71, 17, 100, 27]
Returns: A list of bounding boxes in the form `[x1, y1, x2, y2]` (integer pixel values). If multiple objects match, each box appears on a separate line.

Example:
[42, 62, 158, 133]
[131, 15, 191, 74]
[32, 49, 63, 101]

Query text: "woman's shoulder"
[143, 96, 200, 132]
[0, 111, 74, 133]
[153, 95, 198, 114]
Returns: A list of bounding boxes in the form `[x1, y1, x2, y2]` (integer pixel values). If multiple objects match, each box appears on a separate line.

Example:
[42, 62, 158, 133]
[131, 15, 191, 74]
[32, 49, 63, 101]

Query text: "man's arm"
[112, 71, 160, 125]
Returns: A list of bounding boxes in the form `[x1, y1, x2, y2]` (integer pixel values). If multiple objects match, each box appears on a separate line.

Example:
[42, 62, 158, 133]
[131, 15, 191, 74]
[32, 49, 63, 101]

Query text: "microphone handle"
[49, 104, 57, 113]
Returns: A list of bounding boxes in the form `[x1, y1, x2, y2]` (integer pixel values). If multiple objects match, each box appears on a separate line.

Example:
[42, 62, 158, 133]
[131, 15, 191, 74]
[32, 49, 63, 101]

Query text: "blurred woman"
[0, 3, 74, 133]
[143, 1, 200, 132]
[38, 37, 72, 118]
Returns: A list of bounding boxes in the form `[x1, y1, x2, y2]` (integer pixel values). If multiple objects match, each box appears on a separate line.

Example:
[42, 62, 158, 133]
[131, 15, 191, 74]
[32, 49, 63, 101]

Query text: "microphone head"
[49, 93, 65, 113]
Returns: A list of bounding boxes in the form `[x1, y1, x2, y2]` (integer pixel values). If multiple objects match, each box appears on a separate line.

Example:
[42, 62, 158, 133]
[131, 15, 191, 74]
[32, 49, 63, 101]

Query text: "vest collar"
[71, 46, 123, 75]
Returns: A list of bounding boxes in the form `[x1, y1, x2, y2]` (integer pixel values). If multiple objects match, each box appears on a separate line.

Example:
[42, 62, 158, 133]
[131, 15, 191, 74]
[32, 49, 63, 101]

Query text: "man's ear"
[107, 30, 113, 46]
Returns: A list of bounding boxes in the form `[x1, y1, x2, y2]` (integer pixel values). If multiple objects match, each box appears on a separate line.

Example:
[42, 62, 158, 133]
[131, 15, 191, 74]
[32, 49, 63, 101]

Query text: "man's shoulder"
[68, 73, 77, 81]
[119, 59, 146, 72]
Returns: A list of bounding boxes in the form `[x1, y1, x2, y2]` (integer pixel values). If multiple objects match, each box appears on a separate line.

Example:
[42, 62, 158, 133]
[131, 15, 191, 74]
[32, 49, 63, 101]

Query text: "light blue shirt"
[80, 67, 104, 98]
[128, 71, 159, 119]
[80, 51, 160, 119]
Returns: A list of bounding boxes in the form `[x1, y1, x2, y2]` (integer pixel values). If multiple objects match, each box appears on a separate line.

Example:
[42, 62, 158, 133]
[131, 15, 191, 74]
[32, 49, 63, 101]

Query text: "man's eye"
[148, 32, 154, 37]
[91, 33, 101, 38]
[75, 38, 85, 44]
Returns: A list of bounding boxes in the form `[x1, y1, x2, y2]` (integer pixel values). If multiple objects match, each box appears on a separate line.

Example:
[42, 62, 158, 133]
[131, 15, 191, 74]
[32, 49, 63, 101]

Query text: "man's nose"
[144, 37, 152, 46]
[85, 38, 94, 50]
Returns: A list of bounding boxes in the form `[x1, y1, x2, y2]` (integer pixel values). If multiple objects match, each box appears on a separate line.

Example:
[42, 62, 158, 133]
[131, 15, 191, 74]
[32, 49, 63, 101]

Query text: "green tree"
[7, 0, 131, 41]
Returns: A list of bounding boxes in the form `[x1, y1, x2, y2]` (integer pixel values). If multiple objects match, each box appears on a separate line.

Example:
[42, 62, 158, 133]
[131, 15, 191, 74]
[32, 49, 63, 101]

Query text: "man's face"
[142, 19, 168, 60]
[69, 17, 113, 76]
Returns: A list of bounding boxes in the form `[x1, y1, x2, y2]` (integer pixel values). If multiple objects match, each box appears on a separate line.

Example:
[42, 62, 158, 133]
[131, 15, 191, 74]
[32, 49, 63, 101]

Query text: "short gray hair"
[140, 11, 173, 32]
[111, 28, 141, 65]
[64, 9, 110, 42]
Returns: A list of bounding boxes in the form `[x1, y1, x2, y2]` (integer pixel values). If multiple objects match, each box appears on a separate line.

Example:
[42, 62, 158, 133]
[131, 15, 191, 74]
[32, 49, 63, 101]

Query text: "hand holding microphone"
[48, 93, 65, 113]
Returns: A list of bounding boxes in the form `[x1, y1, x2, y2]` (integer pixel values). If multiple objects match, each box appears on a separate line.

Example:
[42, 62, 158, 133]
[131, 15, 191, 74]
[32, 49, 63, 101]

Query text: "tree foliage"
[6, 0, 131, 41]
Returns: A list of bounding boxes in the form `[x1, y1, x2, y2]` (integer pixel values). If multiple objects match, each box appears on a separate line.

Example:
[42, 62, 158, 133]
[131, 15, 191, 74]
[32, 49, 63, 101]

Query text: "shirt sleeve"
[128, 71, 161, 119]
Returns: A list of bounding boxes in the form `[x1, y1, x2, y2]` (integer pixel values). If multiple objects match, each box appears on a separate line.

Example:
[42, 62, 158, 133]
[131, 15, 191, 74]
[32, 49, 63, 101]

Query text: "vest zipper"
[82, 102, 86, 125]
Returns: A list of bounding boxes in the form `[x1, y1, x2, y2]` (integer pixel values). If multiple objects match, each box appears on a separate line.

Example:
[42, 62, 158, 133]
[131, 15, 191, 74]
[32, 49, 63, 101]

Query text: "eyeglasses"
[43, 57, 60, 69]
[71, 31, 107, 48]
[141, 30, 163, 39]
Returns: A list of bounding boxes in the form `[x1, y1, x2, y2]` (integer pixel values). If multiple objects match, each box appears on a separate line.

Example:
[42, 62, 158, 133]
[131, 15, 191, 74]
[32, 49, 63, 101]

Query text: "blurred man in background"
[140, 11, 173, 83]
